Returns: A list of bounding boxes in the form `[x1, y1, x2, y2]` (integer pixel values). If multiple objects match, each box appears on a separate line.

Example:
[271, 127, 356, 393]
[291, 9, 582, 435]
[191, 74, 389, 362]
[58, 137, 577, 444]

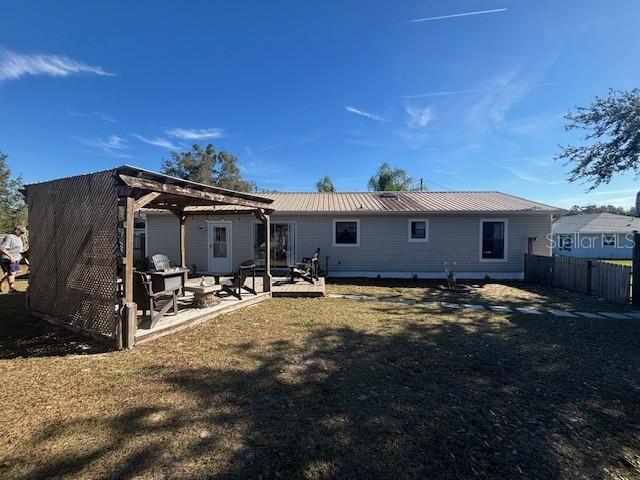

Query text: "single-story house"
[146, 191, 558, 280]
[552, 212, 640, 259]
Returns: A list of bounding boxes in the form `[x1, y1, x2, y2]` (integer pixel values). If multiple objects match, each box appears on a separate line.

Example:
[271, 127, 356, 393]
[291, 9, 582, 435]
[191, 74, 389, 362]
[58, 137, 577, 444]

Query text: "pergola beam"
[119, 174, 272, 209]
[133, 192, 162, 211]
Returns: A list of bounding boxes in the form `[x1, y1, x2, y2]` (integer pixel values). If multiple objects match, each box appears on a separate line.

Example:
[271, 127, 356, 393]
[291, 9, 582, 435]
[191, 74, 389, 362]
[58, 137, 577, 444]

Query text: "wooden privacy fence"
[524, 254, 631, 305]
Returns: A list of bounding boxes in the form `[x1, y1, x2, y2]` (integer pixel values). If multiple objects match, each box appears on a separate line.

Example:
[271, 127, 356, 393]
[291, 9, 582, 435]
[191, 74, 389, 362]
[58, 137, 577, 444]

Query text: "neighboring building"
[552, 212, 640, 259]
[146, 191, 558, 280]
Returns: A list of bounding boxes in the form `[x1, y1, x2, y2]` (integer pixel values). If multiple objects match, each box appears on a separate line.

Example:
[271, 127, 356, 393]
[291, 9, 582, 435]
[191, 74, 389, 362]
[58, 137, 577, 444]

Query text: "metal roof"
[179, 191, 560, 215]
[116, 165, 273, 205]
[23, 164, 274, 207]
[552, 213, 640, 234]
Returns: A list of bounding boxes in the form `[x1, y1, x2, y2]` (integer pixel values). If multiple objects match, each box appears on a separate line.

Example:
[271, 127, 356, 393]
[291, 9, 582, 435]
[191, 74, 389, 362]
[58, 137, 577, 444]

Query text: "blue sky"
[1, 0, 639, 208]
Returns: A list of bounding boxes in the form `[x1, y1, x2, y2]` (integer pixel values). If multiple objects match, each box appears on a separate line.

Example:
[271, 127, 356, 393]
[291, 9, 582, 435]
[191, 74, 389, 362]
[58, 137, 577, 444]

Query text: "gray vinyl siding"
[146, 214, 180, 265]
[146, 212, 552, 277]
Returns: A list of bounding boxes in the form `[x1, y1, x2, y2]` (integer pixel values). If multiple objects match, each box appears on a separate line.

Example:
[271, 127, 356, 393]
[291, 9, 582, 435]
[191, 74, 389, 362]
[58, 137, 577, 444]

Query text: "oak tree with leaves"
[161, 144, 256, 192]
[557, 89, 640, 190]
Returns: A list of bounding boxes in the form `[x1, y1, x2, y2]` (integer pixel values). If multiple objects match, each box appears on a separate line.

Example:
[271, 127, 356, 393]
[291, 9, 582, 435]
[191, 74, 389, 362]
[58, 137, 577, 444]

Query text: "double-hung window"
[333, 219, 360, 246]
[558, 234, 573, 251]
[602, 234, 616, 247]
[408, 219, 429, 242]
[480, 219, 507, 261]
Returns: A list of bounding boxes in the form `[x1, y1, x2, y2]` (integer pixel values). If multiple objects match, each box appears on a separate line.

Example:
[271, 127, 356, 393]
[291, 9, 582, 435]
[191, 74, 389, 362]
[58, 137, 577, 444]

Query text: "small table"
[184, 284, 221, 308]
[149, 268, 189, 293]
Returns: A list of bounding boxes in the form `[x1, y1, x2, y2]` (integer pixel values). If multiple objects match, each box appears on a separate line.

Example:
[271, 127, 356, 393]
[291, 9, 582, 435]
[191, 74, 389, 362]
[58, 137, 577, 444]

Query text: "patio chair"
[219, 260, 257, 300]
[133, 271, 179, 328]
[290, 248, 320, 284]
[151, 254, 173, 271]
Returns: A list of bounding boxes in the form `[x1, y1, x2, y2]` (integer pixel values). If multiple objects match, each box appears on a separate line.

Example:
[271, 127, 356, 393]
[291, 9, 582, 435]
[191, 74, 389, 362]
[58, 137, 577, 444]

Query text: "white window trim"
[479, 218, 508, 263]
[333, 219, 360, 247]
[408, 218, 429, 243]
[602, 233, 616, 247]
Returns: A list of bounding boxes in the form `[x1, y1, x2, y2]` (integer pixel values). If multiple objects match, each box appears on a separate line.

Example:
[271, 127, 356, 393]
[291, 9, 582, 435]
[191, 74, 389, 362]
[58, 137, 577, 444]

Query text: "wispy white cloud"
[507, 167, 564, 185]
[550, 193, 637, 209]
[0, 47, 114, 81]
[393, 128, 432, 150]
[405, 104, 433, 128]
[131, 134, 179, 150]
[345, 105, 388, 122]
[67, 109, 115, 123]
[544, 188, 640, 208]
[95, 112, 115, 123]
[408, 8, 507, 23]
[506, 111, 564, 135]
[399, 82, 558, 100]
[164, 127, 224, 140]
[74, 135, 130, 158]
[464, 64, 558, 131]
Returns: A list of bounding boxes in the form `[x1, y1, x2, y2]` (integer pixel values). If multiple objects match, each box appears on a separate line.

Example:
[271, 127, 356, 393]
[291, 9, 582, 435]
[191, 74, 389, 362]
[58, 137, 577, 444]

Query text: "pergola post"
[120, 195, 137, 349]
[262, 212, 272, 292]
[178, 211, 188, 287]
[124, 196, 135, 303]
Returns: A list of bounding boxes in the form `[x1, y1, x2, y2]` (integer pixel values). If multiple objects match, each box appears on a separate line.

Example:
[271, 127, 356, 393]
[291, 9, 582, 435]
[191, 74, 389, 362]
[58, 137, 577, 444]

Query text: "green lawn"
[1, 281, 640, 479]
[602, 259, 633, 267]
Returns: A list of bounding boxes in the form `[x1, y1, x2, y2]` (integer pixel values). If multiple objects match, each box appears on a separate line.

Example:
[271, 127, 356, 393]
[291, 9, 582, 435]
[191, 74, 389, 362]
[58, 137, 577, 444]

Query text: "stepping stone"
[343, 294, 365, 301]
[441, 302, 460, 309]
[489, 305, 512, 313]
[623, 312, 640, 319]
[380, 296, 402, 303]
[598, 312, 631, 319]
[328, 294, 346, 299]
[464, 304, 485, 310]
[402, 299, 417, 305]
[548, 309, 577, 318]
[420, 301, 440, 309]
[359, 295, 378, 302]
[516, 307, 542, 315]
[574, 312, 605, 319]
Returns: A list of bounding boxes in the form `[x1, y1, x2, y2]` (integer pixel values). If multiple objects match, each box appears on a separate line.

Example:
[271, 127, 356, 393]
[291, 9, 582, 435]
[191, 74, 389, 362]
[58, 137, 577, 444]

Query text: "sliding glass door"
[254, 222, 296, 268]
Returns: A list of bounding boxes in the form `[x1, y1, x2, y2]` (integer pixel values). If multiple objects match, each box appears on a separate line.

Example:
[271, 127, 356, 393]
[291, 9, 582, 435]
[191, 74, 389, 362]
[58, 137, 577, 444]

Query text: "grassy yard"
[603, 259, 633, 267]
[2, 280, 640, 479]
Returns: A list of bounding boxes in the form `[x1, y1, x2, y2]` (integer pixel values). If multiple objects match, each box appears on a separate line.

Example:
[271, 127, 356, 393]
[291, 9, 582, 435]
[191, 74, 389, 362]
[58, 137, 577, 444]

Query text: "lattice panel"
[27, 170, 119, 338]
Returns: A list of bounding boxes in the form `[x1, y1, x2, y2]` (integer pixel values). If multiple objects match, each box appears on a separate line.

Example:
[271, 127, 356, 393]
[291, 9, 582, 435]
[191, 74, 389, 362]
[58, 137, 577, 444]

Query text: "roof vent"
[378, 192, 399, 199]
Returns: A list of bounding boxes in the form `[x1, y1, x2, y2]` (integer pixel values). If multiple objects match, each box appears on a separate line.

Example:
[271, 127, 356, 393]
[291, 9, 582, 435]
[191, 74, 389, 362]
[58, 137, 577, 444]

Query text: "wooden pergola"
[116, 166, 275, 346]
[24, 166, 274, 349]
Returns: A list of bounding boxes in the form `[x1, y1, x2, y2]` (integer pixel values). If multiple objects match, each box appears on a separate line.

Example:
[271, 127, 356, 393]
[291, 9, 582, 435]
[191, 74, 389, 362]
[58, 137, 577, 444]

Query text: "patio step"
[135, 292, 271, 345]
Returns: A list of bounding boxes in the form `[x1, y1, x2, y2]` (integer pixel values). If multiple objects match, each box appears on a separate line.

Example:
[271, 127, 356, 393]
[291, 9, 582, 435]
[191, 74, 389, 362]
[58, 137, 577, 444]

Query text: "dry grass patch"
[2, 286, 640, 479]
[327, 278, 632, 311]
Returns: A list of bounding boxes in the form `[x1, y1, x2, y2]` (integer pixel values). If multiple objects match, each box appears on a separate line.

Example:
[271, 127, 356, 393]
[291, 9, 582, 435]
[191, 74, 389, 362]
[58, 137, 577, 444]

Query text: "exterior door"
[208, 222, 232, 273]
